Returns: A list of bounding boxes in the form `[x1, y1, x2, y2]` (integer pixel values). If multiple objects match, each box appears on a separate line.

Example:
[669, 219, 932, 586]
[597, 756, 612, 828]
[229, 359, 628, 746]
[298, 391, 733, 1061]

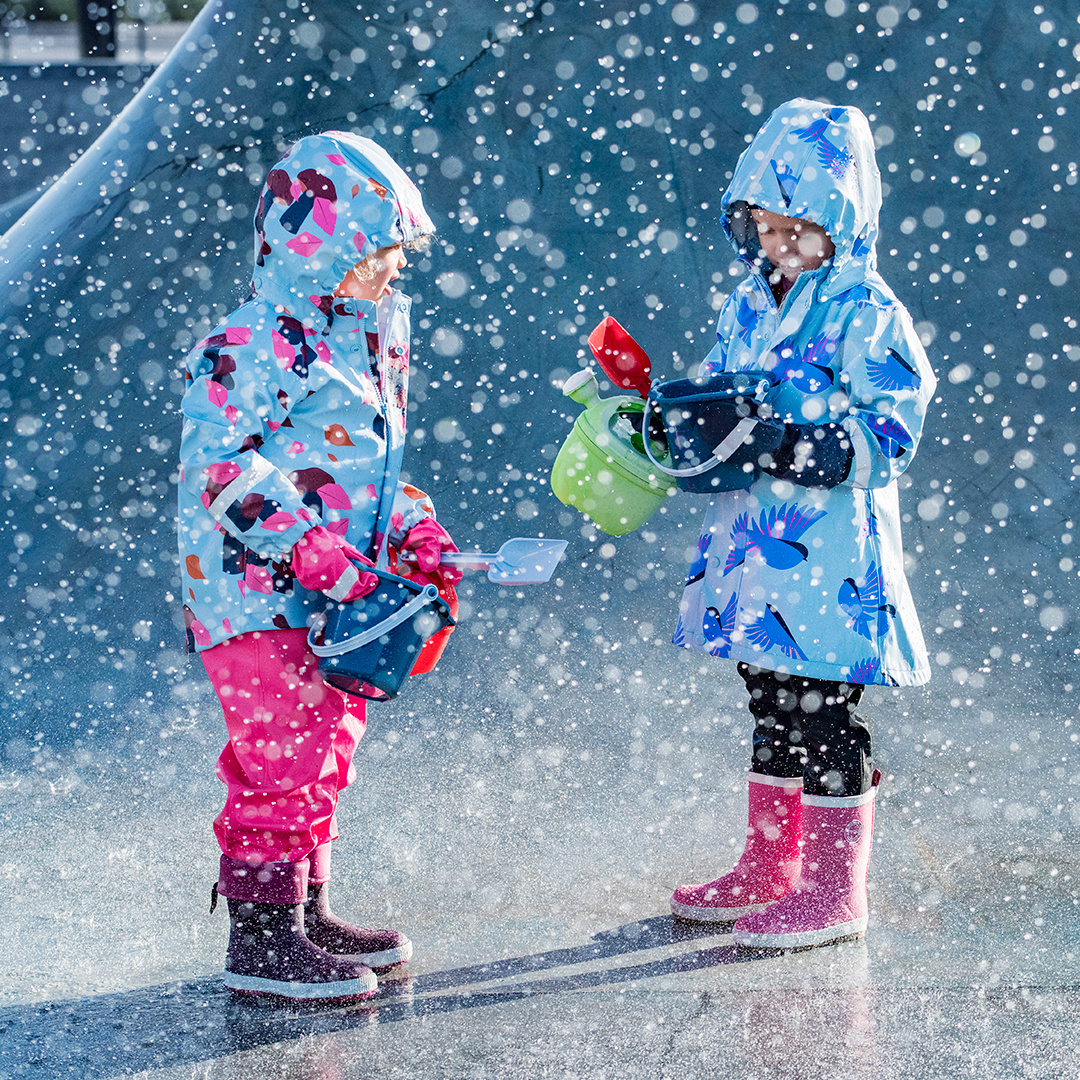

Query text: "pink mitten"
[397, 518, 462, 588]
[292, 525, 378, 602]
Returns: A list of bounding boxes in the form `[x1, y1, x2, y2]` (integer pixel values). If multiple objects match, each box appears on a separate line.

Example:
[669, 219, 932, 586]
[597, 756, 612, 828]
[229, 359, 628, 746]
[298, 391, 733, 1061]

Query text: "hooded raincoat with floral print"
[674, 99, 936, 687]
[178, 132, 435, 652]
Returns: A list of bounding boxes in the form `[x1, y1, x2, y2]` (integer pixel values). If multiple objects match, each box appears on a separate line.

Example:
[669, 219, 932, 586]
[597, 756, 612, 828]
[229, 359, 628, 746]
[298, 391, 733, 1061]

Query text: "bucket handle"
[308, 583, 441, 657]
[640, 382, 762, 478]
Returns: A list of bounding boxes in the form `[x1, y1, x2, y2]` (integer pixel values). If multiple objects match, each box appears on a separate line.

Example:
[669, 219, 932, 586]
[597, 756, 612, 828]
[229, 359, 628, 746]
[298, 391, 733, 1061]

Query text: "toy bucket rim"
[307, 574, 443, 658]
[641, 378, 766, 478]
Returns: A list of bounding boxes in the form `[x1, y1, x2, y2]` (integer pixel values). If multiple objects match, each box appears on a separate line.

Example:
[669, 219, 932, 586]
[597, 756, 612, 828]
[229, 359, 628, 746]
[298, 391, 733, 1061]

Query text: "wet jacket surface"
[178, 133, 435, 651]
[675, 99, 937, 686]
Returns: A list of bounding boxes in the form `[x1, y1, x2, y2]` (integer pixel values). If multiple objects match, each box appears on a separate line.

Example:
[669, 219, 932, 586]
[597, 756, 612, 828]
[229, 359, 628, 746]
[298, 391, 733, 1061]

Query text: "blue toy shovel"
[403, 538, 567, 585]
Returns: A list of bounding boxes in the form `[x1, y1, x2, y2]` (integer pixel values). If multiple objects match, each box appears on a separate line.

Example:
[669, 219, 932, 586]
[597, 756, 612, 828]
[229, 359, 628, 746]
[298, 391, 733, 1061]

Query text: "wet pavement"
[2, 672, 1077, 1078]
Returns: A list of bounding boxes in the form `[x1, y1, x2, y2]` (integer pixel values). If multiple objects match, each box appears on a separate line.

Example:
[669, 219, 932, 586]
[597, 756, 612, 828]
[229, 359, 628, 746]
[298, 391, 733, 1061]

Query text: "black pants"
[738, 662, 873, 798]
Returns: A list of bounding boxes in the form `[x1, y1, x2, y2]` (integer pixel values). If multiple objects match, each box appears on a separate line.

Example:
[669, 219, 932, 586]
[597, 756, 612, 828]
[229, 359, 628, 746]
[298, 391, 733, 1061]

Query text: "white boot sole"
[334, 938, 413, 971]
[223, 968, 378, 1000]
[732, 915, 868, 950]
[670, 897, 771, 923]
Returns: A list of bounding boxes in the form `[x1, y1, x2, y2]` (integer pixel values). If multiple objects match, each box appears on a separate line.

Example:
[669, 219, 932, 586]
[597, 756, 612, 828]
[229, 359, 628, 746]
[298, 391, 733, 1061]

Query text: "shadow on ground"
[0, 917, 756, 1078]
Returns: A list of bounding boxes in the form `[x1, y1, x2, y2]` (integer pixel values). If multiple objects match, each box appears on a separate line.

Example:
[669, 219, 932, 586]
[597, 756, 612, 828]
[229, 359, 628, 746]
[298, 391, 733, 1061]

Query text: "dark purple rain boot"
[302, 842, 413, 972]
[217, 855, 377, 1002]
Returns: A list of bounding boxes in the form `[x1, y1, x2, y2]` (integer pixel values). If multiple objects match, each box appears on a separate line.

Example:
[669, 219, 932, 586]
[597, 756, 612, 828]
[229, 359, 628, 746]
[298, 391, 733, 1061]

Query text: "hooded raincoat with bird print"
[177, 133, 436, 652]
[674, 99, 936, 686]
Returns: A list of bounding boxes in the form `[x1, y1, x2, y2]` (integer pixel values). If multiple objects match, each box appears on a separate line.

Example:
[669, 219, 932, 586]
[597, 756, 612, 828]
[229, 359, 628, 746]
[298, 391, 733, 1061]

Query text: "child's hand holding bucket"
[391, 518, 460, 676]
[292, 525, 379, 602]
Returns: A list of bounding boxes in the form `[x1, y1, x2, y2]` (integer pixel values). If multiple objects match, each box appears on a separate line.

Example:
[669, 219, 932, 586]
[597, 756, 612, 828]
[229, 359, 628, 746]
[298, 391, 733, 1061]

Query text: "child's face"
[750, 207, 835, 282]
[335, 244, 408, 302]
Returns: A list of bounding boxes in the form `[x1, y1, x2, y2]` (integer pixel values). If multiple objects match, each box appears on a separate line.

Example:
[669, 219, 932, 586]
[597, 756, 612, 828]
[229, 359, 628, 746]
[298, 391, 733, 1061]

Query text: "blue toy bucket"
[308, 568, 455, 701]
[642, 370, 780, 493]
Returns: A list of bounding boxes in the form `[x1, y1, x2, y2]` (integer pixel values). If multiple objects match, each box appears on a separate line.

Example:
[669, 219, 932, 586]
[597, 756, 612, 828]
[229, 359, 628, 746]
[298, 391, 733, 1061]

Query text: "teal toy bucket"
[308, 568, 455, 701]
[550, 368, 675, 536]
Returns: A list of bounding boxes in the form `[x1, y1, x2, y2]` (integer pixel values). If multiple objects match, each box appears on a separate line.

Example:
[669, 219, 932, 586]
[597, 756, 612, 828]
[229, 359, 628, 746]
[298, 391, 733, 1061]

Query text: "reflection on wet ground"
[2, 924, 1076, 1080]
[3, 704, 1080, 1078]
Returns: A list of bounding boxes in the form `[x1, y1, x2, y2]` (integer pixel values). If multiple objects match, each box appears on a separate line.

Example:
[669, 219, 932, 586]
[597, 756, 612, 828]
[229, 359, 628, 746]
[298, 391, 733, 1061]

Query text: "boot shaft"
[797, 784, 877, 902]
[225, 897, 307, 966]
[745, 774, 803, 862]
[670, 774, 803, 923]
[217, 854, 309, 905]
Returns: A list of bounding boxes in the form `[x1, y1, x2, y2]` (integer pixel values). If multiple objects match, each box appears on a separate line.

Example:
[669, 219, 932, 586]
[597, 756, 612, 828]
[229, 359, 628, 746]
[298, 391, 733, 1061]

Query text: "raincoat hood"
[251, 131, 434, 313]
[721, 99, 882, 295]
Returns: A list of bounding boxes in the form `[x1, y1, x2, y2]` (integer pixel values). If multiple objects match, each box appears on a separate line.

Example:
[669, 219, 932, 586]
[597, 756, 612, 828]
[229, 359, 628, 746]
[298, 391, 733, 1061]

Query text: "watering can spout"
[562, 367, 602, 409]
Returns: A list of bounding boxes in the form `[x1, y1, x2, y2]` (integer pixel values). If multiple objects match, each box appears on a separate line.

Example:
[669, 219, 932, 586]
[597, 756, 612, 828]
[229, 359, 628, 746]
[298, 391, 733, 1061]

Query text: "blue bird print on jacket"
[792, 109, 853, 179]
[686, 532, 711, 586]
[723, 512, 751, 576]
[779, 333, 838, 395]
[770, 159, 799, 207]
[747, 504, 827, 569]
[744, 604, 808, 661]
[860, 413, 914, 459]
[866, 348, 922, 393]
[735, 293, 764, 346]
[702, 593, 739, 657]
[839, 283, 876, 308]
[837, 561, 896, 639]
[846, 658, 896, 686]
[727, 502, 828, 574]
[858, 511, 879, 542]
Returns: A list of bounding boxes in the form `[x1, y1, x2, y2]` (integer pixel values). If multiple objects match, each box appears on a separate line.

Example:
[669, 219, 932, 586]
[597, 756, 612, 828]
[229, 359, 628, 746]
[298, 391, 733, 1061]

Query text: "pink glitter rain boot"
[670, 774, 803, 923]
[732, 771, 879, 950]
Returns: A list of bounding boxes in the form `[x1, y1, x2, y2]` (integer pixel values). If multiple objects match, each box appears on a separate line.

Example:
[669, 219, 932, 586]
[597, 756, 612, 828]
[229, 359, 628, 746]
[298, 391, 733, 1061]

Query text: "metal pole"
[77, 1, 117, 59]
[0, 4, 10, 63]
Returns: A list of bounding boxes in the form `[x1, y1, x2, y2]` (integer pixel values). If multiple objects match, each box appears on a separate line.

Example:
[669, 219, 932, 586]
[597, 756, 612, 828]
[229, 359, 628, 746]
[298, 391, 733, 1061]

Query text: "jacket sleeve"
[179, 329, 323, 560]
[387, 481, 437, 547]
[836, 300, 938, 490]
[696, 291, 739, 376]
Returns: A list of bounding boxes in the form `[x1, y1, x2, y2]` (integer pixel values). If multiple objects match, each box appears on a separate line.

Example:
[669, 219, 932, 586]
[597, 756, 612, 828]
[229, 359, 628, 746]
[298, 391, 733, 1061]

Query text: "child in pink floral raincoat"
[178, 132, 458, 1002]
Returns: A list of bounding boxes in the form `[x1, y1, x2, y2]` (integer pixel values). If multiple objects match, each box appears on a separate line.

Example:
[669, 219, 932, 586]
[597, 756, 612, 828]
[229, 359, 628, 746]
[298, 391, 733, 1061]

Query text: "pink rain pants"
[201, 628, 367, 864]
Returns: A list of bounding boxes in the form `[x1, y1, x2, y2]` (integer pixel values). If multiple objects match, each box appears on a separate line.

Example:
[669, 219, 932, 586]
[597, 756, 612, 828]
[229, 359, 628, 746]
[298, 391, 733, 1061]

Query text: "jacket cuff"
[765, 422, 853, 488]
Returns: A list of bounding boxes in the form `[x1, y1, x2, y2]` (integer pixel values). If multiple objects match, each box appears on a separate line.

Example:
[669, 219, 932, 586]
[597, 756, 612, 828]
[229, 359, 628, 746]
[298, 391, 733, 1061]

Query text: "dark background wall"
[0, 0, 1077, 763]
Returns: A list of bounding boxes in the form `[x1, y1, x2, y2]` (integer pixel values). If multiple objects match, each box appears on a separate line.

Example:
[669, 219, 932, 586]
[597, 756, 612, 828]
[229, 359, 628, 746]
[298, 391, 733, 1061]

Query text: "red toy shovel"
[588, 316, 653, 399]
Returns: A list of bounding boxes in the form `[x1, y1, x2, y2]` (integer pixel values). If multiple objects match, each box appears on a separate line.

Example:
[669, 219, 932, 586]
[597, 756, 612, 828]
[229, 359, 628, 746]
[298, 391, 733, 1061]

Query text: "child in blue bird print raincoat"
[668, 100, 937, 952]
[177, 132, 460, 1002]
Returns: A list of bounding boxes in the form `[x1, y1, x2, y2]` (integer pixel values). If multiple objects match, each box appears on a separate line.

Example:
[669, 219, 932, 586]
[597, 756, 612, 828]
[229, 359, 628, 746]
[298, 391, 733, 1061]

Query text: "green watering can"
[550, 368, 676, 537]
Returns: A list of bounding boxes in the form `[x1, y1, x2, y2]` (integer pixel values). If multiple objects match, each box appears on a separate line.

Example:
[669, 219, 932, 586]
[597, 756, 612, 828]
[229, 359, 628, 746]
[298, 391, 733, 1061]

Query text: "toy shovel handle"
[437, 552, 499, 572]
[588, 315, 653, 399]
[399, 538, 567, 585]
[398, 551, 494, 571]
